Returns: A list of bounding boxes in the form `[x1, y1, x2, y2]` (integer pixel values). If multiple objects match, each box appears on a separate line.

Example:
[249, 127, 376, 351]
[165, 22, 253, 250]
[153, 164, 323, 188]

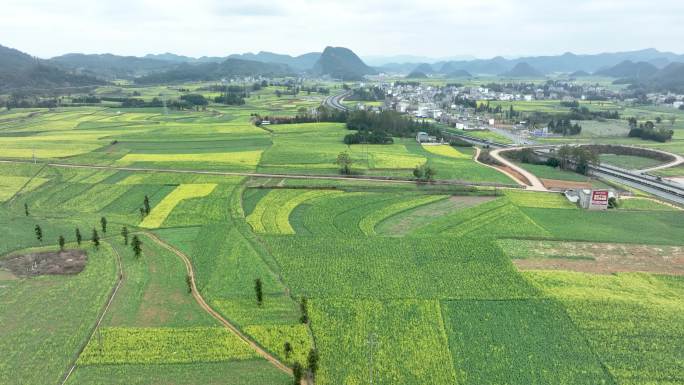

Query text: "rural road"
[489, 147, 548, 191]
[143, 233, 306, 383]
[638, 150, 684, 173]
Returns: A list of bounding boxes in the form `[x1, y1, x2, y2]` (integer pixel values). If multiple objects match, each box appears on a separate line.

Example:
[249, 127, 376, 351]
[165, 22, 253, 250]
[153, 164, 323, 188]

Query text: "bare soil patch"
[511, 241, 684, 275]
[541, 178, 592, 190]
[0, 249, 87, 277]
[496, 165, 530, 186]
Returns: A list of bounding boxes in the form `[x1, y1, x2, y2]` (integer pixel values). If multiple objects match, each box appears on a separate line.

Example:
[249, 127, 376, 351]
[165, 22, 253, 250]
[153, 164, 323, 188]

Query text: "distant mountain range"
[0, 45, 103, 91]
[1, 43, 683, 91]
[228, 51, 321, 71]
[499, 62, 543, 78]
[381, 48, 684, 76]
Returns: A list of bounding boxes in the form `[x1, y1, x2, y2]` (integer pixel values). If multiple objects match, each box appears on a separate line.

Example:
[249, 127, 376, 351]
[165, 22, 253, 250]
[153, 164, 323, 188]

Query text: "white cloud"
[1, 0, 682, 58]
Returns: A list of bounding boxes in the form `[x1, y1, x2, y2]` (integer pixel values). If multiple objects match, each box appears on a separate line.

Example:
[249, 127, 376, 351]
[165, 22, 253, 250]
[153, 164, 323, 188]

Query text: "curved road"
[322, 91, 351, 111]
[489, 147, 548, 191]
[143, 233, 306, 383]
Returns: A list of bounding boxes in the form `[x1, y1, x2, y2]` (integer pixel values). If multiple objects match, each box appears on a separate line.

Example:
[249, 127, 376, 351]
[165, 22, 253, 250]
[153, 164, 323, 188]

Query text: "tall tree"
[254, 278, 263, 306]
[307, 349, 319, 377]
[143, 195, 151, 215]
[335, 151, 353, 175]
[75, 227, 82, 246]
[292, 363, 303, 385]
[121, 226, 129, 245]
[100, 217, 107, 233]
[24, 203, 29, 216]
[299, 297, 309, 324]
[185, 275, 192, 293]
[58, 235, 65, 251]
[284, 342, 293, 359]
[131, 235, 142, 258]
[92, 229, 100, 248]
[34, 224, 42, 242]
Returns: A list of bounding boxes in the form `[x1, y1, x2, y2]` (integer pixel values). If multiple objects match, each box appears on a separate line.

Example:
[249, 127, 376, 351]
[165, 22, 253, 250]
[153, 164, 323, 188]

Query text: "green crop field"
[1, 81, 683, 385]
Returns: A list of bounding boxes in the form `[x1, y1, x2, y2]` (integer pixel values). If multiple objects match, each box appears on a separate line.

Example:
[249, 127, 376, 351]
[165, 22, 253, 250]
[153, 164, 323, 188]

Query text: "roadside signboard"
[589, 190, 609, 210]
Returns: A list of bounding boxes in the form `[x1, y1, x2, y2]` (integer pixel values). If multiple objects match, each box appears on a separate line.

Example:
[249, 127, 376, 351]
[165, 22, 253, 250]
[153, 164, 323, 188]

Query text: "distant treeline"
[253, 107, 438, 145]
[344, 110, 438, 144]
[347, 86, 385, 101]
[627, 118, 674, 142]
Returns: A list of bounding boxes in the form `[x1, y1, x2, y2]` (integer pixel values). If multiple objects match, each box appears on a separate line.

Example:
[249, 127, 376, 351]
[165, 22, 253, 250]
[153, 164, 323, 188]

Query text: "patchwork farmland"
[0, 83, 682, 385]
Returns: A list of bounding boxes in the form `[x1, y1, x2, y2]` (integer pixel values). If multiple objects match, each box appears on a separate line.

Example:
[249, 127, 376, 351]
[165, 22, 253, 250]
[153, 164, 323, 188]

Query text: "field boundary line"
[0, 158, 522, 189]
[59, 242, 124, 385]
[142, 232, 300, 381]
[6, 163, 47, 206]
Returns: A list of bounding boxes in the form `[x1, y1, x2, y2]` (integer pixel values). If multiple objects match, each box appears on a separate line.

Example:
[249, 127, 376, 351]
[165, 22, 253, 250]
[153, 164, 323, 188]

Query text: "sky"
[2, 0, 683, 60]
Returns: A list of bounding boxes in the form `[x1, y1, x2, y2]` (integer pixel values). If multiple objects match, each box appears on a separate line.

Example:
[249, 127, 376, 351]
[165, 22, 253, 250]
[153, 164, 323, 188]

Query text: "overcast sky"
[2, 0, 683, 60]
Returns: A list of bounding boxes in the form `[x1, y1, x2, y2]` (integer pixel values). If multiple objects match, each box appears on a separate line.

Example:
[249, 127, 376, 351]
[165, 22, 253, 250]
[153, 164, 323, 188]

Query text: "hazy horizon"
[2, 0, 684, 60]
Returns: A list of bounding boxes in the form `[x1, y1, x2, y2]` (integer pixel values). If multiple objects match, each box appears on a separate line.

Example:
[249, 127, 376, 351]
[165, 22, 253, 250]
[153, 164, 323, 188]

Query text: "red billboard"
[590, 190, 609, 207]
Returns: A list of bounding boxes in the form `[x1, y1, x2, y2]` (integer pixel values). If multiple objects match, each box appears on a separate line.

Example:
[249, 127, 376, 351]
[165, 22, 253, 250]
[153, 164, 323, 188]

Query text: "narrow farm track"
[0, 159, 518, 189]
[142, 232, 302, 383]
[489, 147, 548, 191]
[59, 242, 124, 385]
[472, 147, 524, 186]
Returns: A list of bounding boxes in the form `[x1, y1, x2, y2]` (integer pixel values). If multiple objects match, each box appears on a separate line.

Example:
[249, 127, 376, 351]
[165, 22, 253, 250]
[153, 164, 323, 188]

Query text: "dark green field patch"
[442, 299, 612, 385]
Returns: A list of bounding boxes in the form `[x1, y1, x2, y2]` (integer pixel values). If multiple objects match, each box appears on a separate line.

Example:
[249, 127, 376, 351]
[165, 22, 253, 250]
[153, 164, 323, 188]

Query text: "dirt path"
[488, 147, 547, 191]
[60, 242, 124, 385]
[473, 147, 531, 188]
[143, 232, 301, 382]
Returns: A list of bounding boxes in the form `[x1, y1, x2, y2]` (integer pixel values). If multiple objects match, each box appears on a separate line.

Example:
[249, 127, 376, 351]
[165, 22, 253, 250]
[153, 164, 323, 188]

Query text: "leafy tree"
[143, 195, 151, 215]
[92, 229, 100, 248]
[34, 224, 42, 242]
[335, 151, 353, 175]
[669, 116, 676, 126]
[100, 217, 107, 233]
[58, 235, 65, 251]
[131, 235, 142, 258]
[299, 297, 309, 324]
[24, 203, 29, 216]
[307, 349, 319, 376]
[656, 116, 662, 124]
[608, 197, 619, 209]
[292, 363, 303, 385]
[284, 342, 293, 359]
[413, 165, 436, 182]
[254, 278, 263, 306]
[121, 226, 129, 245]
[75, 228, 82, 246]
[186, 274, 192, 293]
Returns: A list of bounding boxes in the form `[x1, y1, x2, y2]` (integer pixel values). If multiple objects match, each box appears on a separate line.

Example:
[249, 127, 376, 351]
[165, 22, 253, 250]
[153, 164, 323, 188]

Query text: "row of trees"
[345, 110, 439, 142]
[510, 145, 600, 175]
[548, 119, 582, 135]
[31, 216, 142, 257]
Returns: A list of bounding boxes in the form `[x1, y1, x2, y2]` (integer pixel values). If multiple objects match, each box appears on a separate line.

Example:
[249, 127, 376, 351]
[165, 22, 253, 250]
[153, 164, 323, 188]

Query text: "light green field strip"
[421, 144, 471, 159]
[359, 195, 448, 235]
[243, 324, 312, 367]
[140, 184, 216, 228]
[0, 176, 48, 201]
[370, 152, 426, 169]
[247, 189, 343, 234]
[77, 327, 259, 365]
[118, 151, 263, 166]
[505, 190, 576, 209]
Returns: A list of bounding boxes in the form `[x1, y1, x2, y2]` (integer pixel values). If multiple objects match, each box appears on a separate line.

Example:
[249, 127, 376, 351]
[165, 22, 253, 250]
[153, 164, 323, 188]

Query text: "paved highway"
[322, 91, 351, 111]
